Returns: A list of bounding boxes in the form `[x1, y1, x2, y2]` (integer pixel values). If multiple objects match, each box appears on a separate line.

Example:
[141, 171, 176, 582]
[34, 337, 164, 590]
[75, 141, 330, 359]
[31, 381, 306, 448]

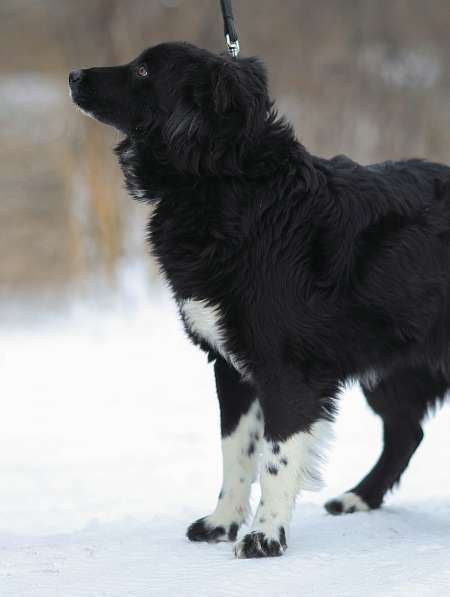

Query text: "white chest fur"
[180, 299, 245, 375]
[180, 299, 225, 354]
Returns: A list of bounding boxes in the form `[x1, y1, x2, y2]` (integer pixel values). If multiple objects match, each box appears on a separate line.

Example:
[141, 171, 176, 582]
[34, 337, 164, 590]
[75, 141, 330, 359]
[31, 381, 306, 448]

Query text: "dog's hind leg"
[187, 356, 263, 543]
[325, 365, 446, 515]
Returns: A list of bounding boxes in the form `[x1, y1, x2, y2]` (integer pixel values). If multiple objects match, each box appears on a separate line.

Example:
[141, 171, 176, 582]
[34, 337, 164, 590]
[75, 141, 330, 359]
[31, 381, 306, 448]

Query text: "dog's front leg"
[187, 357, 263, 543]
[234, 368, 336, 558]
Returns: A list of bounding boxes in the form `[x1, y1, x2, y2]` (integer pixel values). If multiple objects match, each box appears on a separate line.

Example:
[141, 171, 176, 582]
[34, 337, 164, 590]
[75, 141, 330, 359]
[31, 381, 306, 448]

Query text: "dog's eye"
[136, 65, 148, 78]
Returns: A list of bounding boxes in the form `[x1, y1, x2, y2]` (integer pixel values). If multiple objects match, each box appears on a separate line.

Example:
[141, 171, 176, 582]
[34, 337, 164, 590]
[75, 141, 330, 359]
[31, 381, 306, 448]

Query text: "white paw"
[187, 517, 240, 542]
[234, 528, 287, 559]
[325, 491, 370, 515]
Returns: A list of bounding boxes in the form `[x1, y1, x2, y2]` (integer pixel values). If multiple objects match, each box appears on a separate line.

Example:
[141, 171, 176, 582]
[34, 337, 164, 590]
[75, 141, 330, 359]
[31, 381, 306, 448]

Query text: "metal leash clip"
[220, 0, 240, 59]
[225, 34, 240, 58]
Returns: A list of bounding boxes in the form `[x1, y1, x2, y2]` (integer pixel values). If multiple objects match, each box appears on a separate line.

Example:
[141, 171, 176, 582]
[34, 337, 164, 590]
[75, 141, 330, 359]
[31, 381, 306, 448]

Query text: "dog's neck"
[115, 112, 317, 203]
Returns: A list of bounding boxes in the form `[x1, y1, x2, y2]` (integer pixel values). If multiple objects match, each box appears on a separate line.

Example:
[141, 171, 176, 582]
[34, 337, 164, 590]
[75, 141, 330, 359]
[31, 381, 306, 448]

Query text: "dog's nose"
[69, 69, 84, 84]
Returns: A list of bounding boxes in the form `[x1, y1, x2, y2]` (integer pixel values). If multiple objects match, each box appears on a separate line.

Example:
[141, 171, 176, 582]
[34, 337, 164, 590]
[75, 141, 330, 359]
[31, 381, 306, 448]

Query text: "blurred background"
[2, 0, 450, 314]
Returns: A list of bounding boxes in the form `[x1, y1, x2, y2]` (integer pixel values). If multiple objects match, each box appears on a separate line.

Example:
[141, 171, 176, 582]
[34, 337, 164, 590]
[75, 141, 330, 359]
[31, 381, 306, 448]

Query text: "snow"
[1, 285, 450, 596]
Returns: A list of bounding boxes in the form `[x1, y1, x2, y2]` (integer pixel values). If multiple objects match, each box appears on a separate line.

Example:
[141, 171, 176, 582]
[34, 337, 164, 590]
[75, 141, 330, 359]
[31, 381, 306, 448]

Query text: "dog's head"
[69, 42, 270, 173]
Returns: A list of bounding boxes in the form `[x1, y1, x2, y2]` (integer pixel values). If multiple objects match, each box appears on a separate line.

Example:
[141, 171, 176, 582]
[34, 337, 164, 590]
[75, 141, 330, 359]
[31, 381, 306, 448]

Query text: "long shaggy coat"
[70, 42, 450, 558]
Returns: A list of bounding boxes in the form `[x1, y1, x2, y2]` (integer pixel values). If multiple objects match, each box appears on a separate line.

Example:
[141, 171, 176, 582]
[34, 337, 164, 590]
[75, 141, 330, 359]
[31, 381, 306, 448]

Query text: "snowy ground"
[1, 286, 450, 596]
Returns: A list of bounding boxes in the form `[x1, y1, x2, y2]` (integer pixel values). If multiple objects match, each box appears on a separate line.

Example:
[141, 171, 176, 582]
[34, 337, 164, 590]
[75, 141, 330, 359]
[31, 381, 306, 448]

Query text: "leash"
[220, 0, 240, 58]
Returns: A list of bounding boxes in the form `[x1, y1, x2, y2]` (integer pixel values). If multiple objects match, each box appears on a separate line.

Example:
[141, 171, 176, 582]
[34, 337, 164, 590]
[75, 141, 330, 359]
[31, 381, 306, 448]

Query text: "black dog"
[70, 42, 450, 558]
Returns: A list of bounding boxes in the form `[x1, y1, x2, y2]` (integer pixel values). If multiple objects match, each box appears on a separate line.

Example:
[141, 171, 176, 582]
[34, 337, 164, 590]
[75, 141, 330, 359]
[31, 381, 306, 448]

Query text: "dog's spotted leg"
[187, 357, 262, 543]
[234, 420, 333, 558]
[234, 368, 336, 558]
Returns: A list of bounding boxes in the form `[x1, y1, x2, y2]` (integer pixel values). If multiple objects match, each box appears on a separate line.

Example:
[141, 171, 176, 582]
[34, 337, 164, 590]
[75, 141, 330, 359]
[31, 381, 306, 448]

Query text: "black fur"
[70, 42, 450, 549]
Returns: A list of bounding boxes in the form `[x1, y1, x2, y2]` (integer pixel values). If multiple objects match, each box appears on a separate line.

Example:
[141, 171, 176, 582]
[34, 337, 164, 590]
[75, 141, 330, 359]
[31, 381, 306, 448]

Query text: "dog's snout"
[69, 69, 84, 85]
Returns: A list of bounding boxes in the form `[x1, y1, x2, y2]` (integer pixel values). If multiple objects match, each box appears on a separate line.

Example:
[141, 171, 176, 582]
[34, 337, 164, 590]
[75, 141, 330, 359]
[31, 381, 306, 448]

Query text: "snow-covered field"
[1, 286, 450, 596]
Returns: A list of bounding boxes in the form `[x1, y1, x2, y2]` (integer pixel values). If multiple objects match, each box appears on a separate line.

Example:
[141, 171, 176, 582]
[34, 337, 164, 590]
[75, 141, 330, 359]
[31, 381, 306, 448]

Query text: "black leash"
[220, 0, 240, 58]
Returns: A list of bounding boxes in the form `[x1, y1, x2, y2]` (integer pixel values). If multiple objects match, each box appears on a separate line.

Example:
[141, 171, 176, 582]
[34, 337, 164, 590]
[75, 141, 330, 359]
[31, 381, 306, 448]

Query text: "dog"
[70, 41, 450, 558]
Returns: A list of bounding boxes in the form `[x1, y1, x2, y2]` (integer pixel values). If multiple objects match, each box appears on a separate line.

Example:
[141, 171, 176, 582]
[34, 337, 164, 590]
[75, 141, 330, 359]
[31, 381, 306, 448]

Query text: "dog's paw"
[187, 517, 239, 543]
[324, 491, 370, 515]
[234, 528, 287, 559]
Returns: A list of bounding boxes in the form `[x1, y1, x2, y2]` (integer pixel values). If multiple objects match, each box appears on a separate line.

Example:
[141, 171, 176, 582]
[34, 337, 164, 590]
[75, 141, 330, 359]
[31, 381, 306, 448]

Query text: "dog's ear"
[162, 56, 269, 174]
[210, 57, 268, 119]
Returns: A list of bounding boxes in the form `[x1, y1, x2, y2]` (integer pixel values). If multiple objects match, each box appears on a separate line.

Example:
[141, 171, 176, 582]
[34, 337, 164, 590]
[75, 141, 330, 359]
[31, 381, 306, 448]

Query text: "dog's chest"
[179, 299, 244, 374]
[150, 199, 246, 371]
[180, 299, 226, 355]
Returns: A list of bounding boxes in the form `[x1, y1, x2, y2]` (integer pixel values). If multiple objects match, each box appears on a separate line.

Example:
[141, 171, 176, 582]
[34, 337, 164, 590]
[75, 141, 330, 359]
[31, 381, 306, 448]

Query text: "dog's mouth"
[69, 70, 103, 121]
[69, 90, 100, 123]
[69, 72, 92, 110]
[69, 86, 87, 108]
[69, 70, 130, 133]
[69, 84, 112, 127]
[69, 70, 86, 100]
